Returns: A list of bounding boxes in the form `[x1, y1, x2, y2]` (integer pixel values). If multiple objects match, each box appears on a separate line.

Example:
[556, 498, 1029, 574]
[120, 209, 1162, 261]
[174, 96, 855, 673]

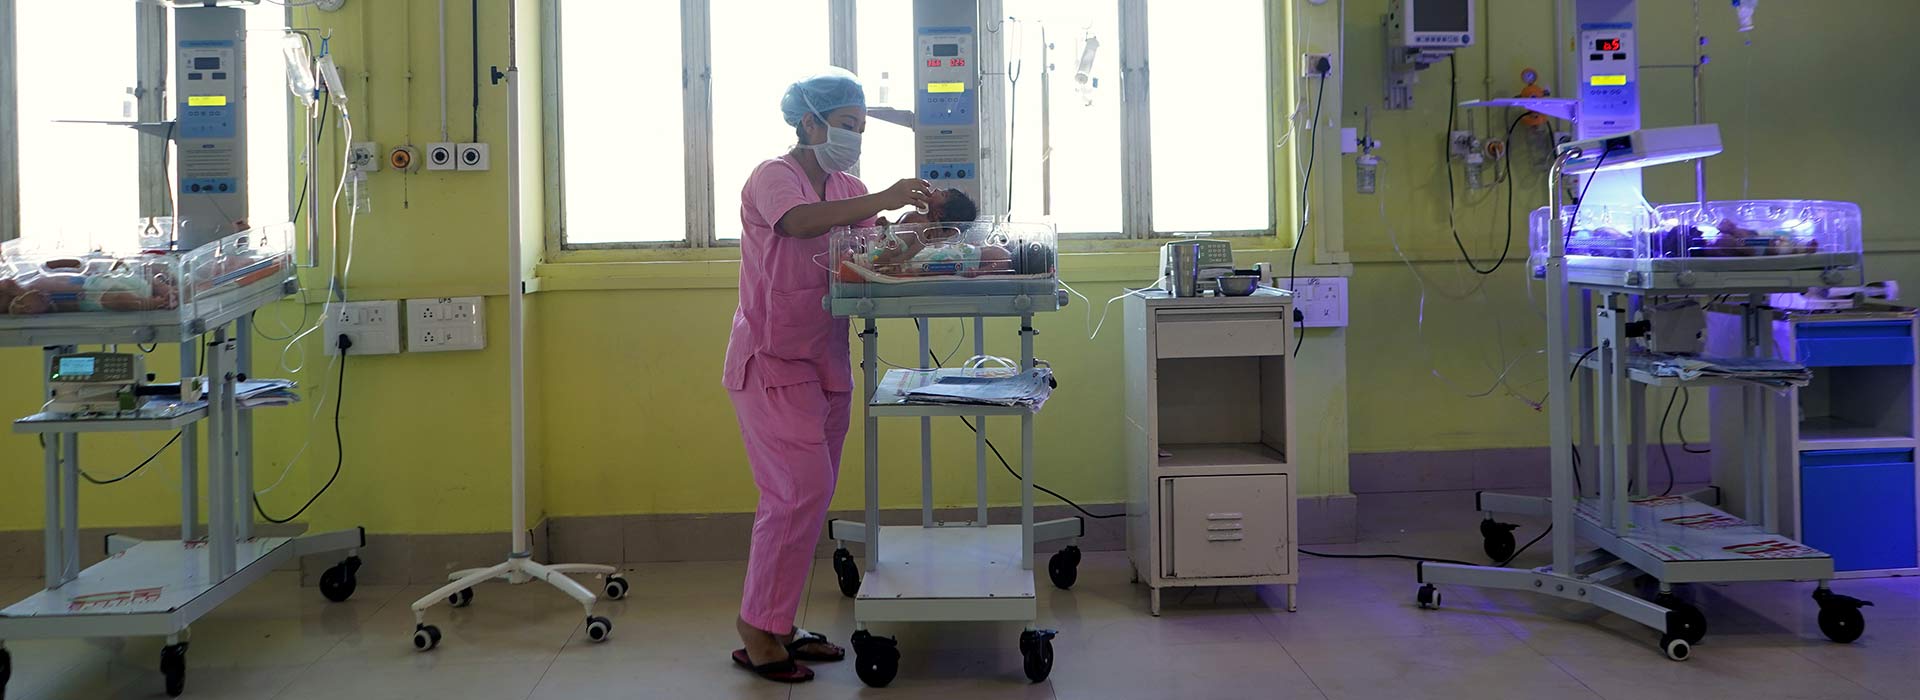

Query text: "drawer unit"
[1801, 449, 1919, 572]
[1153, 308, 1290, 359]
[1795, 321, 1915, 368]
[1160, 475, 1292, 579]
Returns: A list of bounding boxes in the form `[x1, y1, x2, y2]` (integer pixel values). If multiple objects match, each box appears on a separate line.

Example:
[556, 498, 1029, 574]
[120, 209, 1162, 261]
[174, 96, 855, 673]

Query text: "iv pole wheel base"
[1479, 519, 1518, 563]
[448, 588, 474, 608]
[851, 630, 900, 688]
[1019, 629, 1057, 683]
[160, 643, 187, 697]
[319, 556, 361, 603]
[1659, 635, 1691, 662]
[833, 548, 862, 599]
[1048, 546, 1082, 590]
[412, 624, 443, 652]
[585, 616, 614, 643]
[603, 574, 629, 601]
[1416, 584, 1441, 610]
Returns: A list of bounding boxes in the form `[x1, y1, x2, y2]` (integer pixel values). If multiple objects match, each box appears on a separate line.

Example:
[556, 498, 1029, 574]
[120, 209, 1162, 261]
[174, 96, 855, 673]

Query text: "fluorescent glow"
[187, 95, 227, 107]
[924, 82, 966, 94]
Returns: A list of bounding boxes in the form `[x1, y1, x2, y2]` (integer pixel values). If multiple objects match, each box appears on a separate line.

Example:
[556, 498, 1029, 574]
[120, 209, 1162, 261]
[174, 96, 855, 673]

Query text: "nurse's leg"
[824, 390, 853, 477]
[732, 381, 836, 643]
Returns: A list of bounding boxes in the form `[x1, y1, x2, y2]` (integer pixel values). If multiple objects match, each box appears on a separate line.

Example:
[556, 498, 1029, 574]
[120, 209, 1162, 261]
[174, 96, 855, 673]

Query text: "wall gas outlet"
[406, 296, 487, 352]
[1284, 277, 1348, 328]
[323, 300, 402, 355]
[426, 142, 457, 171]
[455, 142, 490, 171]
[348, 141, 380, 172]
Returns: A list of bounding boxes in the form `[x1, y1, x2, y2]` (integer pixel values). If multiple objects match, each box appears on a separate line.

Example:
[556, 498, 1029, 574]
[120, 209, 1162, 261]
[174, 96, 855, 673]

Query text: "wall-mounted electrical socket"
[1284, 277, 1349, 328]
[348, 141, 380, 172]
[323, 300, 402, 355]
[406, 296, 487, 352]
[1301, 53, 1334, 77]
[455, 142, 490, 171]
[426, 142, 457, 171]
[1449, 130, 1476, 157]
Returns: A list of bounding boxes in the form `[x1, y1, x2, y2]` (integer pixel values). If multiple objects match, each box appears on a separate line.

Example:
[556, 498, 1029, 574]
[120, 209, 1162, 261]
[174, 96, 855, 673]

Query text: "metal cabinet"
[1124, 290, 1298, 615]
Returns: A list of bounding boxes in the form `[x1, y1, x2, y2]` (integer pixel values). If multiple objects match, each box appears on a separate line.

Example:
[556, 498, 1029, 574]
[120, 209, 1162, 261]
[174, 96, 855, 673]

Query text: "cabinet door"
[1162, 475, 1291, 579]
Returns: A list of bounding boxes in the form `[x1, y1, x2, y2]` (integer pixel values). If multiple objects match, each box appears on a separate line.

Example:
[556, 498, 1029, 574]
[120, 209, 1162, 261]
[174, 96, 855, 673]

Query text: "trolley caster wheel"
[1657, 595, 1708, 644]
[1659, 635, 1691, 661]
[1048, 546, 1082, 590]
[1813, 590, 1871, 644]
[1480, 519, 1518, 563]
[1019, 629, 1057, 683]
[851, 630, 900, 688]
[585, 616, 614, 643]
[318, 556, 361, 603]
[1416, 584, 1441, 610]
[412, 624, 442, 652]
[448, 588, 474, 608]
[603, 574, 629, 601]
[160, 643, 187, 697]
[833, 548, 862, 599]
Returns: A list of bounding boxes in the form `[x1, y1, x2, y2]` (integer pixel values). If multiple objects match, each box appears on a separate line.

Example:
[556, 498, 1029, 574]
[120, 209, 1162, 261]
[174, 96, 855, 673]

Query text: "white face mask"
[809, 124, 862, 172]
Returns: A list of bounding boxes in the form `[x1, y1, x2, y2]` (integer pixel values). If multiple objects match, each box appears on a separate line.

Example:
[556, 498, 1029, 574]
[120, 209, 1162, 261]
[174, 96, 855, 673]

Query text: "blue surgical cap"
[781, 68, 866, 127]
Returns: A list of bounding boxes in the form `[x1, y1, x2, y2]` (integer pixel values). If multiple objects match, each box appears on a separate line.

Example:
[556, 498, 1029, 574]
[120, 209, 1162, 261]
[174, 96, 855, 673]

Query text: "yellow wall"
[4, 1, 1915, 533]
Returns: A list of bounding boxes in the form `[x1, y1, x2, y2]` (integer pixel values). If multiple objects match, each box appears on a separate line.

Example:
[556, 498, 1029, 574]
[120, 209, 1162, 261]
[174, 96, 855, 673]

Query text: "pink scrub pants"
[730, 376, 852, 635]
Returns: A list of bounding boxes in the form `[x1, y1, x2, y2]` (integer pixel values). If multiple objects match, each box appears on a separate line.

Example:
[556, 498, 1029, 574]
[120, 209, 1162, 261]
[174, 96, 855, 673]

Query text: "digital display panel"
[932, 44, 959, 57]
[1595, 38, 1623, 52]
[57, 357, 96, 376]
[925, 82, 967, 94]
[193, 56, 221, 70]
[1589, 75, 1628, 87]
[1413, 0, 1470, 33]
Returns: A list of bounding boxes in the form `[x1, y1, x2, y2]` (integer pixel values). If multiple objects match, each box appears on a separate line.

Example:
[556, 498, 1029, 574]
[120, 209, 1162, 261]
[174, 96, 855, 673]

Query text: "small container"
[1215, 273, 1261, 297]
[1167, 242, 1202, 297]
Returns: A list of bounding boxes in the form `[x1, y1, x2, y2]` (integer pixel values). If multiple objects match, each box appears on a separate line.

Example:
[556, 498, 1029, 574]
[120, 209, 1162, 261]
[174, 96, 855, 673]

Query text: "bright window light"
[711, 1, 828, 241]
[854, 0, 916, 203]
[558, 1, 684, 244]
[244, 5, 292, 227]
[1003, 0, 1122, 234]
[1149, 0, 1271, 234]
[15, 1, 141, 251]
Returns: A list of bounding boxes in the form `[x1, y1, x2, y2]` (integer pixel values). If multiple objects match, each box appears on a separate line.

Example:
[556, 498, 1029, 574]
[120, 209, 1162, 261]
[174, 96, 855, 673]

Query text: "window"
[2, 2, 294, 252]
[546, 0, 1280, 250]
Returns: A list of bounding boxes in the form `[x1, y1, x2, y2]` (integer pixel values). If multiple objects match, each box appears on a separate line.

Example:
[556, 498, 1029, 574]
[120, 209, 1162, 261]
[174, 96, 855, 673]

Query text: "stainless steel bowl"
[1215, 274, 1261, 297]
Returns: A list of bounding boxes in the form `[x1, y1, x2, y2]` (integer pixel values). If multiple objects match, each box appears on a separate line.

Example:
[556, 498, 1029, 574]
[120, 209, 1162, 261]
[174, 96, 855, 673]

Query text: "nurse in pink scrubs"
[723, 69, 931, 684]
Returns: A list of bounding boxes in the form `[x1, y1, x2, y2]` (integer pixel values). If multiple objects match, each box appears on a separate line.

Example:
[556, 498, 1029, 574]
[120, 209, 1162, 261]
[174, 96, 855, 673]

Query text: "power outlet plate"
[455, 143, 490, 171]
[1285, 277, 1348, 328]
[1301, 53, 1334, 77]
[348, 141, 380, 172]
[323, 300, 402, 355]
[406, 296, 487, 352]
[1449, 130, 1476, 157]
[426, 142, 457, 171]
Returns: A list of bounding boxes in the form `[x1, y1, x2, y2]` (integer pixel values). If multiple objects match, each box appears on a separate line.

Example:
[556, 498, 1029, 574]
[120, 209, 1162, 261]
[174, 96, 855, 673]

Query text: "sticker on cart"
[1662, 513, 1745, 529]
[1723, 538, 1820, 559]
[68, 587, 164, 612]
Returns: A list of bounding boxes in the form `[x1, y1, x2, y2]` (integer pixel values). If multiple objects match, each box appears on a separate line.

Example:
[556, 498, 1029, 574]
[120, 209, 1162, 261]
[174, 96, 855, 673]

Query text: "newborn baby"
[896, 188, 979, 225]
[2, 258, 177, 314]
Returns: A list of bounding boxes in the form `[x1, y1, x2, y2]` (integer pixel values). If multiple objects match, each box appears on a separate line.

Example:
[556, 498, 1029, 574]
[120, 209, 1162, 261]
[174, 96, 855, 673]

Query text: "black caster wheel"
[1659, 634, 1691, 661]
[1416, 584, 1441, 610]
[1048, 546, 1082, 590]
[412, 624, 442, 652]
[2, 647, 13, 699]
[1019, 629, 1057, 684]
[319, 556, 361, 603]
[160, 643, 187, 697]
[833, 548, 862, 599]
[603, 574, 629, 601]
[448, 588, 474, 608]
[1813, 590, 1871, 644]
[1480, 519, 1519, 563]
[585, 616, 614, 643]
[851, 630, 900, 688]
[1657, 595, 1707, 644]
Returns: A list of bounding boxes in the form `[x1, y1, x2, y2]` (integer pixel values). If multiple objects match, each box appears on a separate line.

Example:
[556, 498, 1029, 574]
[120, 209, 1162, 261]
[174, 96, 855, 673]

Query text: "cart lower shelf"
[1570, 494, 1834, 584]
[855, 525, 1038, 623]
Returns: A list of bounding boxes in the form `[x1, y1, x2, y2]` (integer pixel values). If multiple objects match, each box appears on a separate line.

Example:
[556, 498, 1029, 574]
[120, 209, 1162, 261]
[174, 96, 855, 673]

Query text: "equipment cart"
[1416, 192, 1877, 661]
[822, 222, 1082, 687]
[0, 231, 364, 697]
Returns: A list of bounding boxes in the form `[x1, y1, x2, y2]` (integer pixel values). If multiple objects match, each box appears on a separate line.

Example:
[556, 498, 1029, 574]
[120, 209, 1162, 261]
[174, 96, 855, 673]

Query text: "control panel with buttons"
[172, 7, 248, 250]
[913, 0, 981, 205]
[1578, 23, 1639, 138]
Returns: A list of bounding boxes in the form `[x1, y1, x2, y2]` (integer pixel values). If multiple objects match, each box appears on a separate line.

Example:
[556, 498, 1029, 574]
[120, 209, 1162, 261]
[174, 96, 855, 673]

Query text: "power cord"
[1286, 57, 1333, 303]
[77, 349, 207, 485]
[1677, 387, 1710, 454]
[253, 334, 350, 524]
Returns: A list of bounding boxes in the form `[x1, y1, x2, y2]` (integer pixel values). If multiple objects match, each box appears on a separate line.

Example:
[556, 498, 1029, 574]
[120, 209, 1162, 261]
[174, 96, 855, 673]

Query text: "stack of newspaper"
[1645, 354, 1811, 389]
[895, 367, 1057, 412]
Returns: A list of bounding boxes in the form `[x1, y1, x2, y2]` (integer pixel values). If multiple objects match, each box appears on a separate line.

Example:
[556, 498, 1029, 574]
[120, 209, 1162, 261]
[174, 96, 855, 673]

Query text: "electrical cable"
[1286, 62, 1331, 302]
[1562, 148, 1615, 246]
[82, 432, 181, 486]
[471, 0, 481, 143]
[1677, 387, 1709, 453]
[1657, 387, 1683, 497]
[1496, 525, 1551, 567]
[254, 338, 349, 524]
[1298, 550, 1477, 567]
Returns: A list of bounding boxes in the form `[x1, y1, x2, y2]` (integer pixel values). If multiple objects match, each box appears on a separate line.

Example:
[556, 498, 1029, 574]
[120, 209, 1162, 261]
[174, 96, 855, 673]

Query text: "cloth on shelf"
[1644, 354, 1811, 389]
[892, 367, 1057, 412]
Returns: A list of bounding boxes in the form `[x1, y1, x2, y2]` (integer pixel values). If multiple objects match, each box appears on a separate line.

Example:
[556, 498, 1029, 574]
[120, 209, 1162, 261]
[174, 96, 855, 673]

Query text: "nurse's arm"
[776, 179, 932, 239]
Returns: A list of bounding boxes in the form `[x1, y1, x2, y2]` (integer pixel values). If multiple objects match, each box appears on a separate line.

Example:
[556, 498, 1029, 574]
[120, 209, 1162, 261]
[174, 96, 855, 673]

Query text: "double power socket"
[323, 297, 488, 356]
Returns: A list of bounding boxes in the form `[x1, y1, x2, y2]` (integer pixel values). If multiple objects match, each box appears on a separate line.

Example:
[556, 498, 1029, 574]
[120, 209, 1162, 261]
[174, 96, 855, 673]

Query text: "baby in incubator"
[1, 257, 177, 314]
[842, 188, 1017, 280]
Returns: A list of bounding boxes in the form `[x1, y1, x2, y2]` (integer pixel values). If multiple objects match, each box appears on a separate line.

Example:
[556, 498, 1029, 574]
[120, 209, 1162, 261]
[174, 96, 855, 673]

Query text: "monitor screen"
[193, 56, 221, 71]
[1414, 0, 1471, 33]
[932, 44, 960, 57]
[58, 357, 96, 376]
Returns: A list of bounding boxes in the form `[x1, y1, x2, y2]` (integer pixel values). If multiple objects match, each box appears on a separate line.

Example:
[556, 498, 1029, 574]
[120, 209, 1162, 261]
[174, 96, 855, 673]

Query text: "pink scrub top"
[722, 155, 873, 393]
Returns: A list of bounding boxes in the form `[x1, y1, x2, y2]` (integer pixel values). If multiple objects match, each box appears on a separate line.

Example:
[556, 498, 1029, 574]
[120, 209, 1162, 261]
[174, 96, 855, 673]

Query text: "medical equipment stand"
[0, 288, 365, 699]
[1414, 153, 1872, 662]
[825, 299, 1082, 687]
[403, 14, 624, 652]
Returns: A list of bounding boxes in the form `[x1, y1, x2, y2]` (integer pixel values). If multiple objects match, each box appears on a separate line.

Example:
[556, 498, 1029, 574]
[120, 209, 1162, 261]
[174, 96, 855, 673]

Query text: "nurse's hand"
[876, 179, 934, 211]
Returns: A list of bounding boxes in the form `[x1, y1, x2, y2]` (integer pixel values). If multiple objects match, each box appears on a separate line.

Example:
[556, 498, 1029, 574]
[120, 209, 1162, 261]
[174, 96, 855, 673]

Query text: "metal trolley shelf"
[826, 276, 1080, 687]
[0, 273, 362, 699]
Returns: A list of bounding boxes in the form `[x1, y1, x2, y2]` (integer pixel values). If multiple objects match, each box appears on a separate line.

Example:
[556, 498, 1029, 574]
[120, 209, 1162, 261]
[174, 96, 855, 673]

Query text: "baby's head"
[902, 188, 979, 224]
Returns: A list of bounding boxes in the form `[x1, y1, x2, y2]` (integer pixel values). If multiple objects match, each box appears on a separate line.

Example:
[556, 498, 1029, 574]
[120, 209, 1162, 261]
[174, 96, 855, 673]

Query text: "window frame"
[543, 0, 1279, 254]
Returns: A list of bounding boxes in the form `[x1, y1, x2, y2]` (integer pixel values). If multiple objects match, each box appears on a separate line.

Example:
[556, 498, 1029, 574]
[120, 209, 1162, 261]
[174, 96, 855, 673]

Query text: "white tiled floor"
[4, 528, 1916, 699]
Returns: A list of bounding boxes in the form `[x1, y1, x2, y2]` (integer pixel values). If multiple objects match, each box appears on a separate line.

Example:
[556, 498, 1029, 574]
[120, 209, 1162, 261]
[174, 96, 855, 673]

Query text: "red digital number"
[1597, 38, 1622, 52]
[949, 58, 966, 67]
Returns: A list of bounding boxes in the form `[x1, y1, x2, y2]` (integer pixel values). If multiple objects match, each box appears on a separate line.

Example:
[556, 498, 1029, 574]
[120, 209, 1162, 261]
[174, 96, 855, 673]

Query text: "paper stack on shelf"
[1647, 354, 1811, 388]
[901, 368, 1057, 411]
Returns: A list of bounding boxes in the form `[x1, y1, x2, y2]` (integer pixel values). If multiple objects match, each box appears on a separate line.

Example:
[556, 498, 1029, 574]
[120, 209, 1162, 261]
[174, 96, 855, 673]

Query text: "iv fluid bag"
[282, 35, 318, 108]
[1075, 35, 1099, 104]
